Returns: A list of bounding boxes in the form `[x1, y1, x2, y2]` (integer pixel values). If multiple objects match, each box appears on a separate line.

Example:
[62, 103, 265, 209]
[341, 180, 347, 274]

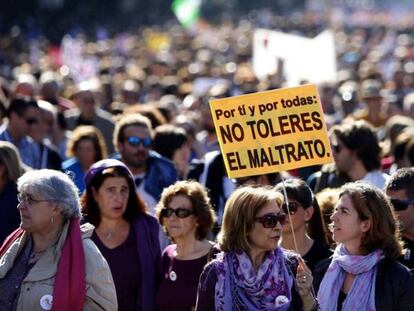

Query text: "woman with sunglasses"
[196, 185, 319, 311]
[81, 159, 161, 311]
[155, 180, 217, 311]
[275, 178, 332, 272]
[313, 182, 414, 311]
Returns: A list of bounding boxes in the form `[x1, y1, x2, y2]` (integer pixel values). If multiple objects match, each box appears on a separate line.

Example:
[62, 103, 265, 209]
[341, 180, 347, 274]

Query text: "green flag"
[172, 0, 201, 28]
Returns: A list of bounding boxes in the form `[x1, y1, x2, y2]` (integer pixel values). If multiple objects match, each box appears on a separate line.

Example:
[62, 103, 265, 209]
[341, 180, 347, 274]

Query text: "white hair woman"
[0, 169, 117, 311]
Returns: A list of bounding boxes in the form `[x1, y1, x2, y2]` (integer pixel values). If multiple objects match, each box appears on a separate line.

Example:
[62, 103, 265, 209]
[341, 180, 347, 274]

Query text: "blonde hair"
[218, 185, 283, 253]
[66, 125, 108, 160]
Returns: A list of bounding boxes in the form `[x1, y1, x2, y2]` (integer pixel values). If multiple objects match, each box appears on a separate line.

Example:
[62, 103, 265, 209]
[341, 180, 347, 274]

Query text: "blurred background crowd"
[1, 0, 414, 310]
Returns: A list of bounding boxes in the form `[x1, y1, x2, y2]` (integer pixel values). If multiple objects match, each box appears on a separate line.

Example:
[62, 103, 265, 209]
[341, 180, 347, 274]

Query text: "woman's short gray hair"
[17, 169, 81, 219]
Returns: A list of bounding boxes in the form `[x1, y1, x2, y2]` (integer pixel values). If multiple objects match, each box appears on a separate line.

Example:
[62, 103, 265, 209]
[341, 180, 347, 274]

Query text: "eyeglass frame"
[17, 193, 52, 206]
[160, 207, 194, 218]
[254, 212, 286, 228]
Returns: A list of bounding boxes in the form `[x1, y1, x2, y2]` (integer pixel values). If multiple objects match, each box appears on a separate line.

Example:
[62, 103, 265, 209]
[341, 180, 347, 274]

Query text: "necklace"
[106, 231, 112, 241]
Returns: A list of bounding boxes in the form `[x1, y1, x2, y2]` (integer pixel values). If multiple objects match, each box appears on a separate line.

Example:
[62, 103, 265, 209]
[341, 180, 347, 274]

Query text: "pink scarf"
[0, 218, 85, 310]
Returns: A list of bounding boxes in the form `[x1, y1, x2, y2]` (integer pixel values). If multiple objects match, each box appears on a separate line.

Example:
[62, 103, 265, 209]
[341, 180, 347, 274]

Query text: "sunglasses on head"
[281, 202, 302, 215]
[126, 136, 152, 148]
[160, 207, 193, 218]
[255, 212, 286, 228]
[390, 198, 414, 211]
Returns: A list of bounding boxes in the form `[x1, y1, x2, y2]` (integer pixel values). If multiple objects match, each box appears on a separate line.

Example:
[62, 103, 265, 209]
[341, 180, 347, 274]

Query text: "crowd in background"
[0, 4, 414, 311]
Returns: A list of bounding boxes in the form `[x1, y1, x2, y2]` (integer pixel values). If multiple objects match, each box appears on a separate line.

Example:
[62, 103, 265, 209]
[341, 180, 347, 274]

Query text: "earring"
[50, 216, 54, 224]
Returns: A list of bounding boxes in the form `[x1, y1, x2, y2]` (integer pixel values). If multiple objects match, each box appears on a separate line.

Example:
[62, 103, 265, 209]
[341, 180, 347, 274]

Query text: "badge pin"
[40, 294, 53, 310]
[169, 270, 177, 281]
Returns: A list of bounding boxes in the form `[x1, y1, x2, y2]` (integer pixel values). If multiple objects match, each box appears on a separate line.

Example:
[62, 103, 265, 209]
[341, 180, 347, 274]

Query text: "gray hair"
[17, 169, 81, 219]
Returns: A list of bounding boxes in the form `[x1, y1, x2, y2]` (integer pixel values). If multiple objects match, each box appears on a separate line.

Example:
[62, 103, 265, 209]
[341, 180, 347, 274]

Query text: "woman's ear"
[360, 219, 371, 233]
[304, 206, 314, 222]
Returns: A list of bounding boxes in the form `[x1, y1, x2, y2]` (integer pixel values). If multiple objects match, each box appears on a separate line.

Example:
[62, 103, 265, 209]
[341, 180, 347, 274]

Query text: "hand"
[296, 257, 313, 297]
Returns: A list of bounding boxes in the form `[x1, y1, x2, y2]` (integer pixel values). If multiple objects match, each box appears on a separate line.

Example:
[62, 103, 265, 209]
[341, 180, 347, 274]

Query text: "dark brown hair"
[81, 166, 146, 226]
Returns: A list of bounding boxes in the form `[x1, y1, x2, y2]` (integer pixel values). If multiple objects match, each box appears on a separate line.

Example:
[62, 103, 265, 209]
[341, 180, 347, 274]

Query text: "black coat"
[313, 257, 414, 311]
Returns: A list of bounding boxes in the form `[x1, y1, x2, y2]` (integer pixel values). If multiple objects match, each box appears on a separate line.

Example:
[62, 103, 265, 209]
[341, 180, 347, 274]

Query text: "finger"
[297, 257, 312, 274]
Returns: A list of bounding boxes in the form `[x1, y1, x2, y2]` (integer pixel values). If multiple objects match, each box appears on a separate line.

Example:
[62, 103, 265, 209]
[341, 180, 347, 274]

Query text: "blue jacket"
[62, 157, 85, 195]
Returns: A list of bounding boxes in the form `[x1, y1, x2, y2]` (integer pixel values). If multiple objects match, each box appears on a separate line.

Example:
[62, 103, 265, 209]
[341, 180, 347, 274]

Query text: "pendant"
[169, 270, 177, 281]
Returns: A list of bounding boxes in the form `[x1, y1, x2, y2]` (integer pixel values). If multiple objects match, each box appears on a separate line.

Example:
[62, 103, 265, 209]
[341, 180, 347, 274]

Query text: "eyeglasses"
[331, 144, 341, 153]
[390, 198, 414, 211]
[281, 202, 302, 215]
[126, 136, 152, 148]
[26, 118, 39, 125]
[254, 212, 286, 228]
[17, 194, 51, 206]
[160, 207, 193, 218]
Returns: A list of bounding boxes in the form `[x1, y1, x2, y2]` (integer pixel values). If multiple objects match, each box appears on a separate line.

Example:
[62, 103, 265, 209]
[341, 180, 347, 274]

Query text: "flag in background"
[172, 0, 201, 28]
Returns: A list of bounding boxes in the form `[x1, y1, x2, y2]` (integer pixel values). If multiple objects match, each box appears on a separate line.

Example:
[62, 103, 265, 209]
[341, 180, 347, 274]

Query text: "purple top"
[91, 214, 161, 311]
[156, 244, 212, 311]
[92, 226, 140, 311]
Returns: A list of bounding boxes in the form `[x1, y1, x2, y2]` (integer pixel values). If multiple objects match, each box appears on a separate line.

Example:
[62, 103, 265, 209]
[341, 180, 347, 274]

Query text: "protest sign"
[210, 84, 333, 178]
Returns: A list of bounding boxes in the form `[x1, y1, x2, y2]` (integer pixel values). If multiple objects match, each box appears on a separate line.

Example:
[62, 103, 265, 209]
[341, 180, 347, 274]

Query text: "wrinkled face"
[93, 176, 129, 220]
[248, 201, 283, 254]
[18, 187, 57, 234]
[330, 194, 370, 253]
[163, 194, 198, 241]
[117, 125, 151, 170]
[386, 188, 414, 235]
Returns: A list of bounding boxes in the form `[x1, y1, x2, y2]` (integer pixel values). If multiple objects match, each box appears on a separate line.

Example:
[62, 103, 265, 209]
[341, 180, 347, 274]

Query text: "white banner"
[253, 29, 337, 86]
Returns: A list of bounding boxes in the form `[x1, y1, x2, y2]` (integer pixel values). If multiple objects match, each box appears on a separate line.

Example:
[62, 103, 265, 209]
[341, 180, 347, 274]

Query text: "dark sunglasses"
[255, 212, 286, 228]
[26, 118, 39, 125]
[126, 136, 152, 148]
[390, 198, 414, 211]
[160, 207, 193, 218]
[281, 202, 302, 215]
[331, 144, 341, 153]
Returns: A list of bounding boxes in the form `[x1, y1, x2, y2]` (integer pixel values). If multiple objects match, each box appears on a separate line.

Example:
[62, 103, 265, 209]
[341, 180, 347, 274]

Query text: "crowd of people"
[0, 6, 414, 311]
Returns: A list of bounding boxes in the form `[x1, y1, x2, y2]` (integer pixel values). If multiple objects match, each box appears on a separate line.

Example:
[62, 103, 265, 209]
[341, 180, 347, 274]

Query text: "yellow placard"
[210, 84, 333, 178]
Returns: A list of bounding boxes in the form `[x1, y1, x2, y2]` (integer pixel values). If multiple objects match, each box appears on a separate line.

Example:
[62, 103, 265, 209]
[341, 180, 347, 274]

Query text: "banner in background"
[253, 29, 336, 86]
